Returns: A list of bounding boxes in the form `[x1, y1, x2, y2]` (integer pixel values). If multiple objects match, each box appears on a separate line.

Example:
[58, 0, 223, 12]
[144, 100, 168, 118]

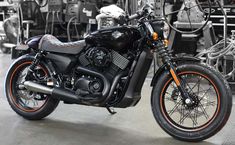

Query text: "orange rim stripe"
[9, 61, 49, 112]
[160, 71, 221, 132]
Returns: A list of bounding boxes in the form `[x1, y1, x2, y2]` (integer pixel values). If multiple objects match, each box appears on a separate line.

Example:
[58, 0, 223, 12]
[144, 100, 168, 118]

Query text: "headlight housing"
[163, 22, 170, 39]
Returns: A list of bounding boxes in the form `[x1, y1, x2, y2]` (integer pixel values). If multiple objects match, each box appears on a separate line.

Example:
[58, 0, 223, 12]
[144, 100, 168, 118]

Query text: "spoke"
[189, 112, 198, 127]
[194, 106, 199, 127]
[179, 102, 185, 125]
[180, 74, 199, 94]
[165, 92, 172, 96]
[178, 109, 193, 125]
[32, 99, 39, 107]
[203, 101, 216, 107]
[198, 102, 210, 119]
[168, 100, 182, 116]
[24, 99, 30, 106]
[165, 91, 179, 102]
[187, 77, 203, 93]
[185, 78, 205, 95]
[18, 73, 26, 79]
[199, 86, 213, 101]
[197, 88, 213, 93]
[15, 95, 22, 104]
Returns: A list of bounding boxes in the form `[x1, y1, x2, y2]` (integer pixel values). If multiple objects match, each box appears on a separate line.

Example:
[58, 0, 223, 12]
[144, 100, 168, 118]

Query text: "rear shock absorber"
[25, 51, 45, 80]
[29, 52, 43, 72]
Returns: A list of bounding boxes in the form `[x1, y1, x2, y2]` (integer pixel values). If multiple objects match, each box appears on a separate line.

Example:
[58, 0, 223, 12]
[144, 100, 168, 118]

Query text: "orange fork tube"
[169, 68, 181, 87]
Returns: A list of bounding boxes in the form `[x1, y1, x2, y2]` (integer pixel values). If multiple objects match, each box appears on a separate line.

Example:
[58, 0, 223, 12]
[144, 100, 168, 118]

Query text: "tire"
[5, 55, 60, 120]
[151, 63, 232, 142]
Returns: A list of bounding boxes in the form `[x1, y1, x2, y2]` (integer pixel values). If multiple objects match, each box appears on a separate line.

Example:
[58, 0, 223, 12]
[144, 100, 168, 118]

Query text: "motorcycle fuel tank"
[85, 26, 141, 52]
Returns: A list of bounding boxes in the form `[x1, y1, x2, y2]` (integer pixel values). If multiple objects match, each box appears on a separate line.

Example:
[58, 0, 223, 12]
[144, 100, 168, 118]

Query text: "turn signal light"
[152, 32, 158, 41]
[164, 39, 169, 47]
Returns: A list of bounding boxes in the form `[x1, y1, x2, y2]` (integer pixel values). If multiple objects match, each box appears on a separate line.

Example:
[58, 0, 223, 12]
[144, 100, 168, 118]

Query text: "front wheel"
[151, 63, 232, 142]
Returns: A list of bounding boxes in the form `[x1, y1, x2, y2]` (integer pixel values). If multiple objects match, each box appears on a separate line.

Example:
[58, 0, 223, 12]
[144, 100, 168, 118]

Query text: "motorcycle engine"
[86, 47, 112, 68]
[75, 47, 130, 97]
[75, 76, 103, 95]
[79, 47, 130, 72]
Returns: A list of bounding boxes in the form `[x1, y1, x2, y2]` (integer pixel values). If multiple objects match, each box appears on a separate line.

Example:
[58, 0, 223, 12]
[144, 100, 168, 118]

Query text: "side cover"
[115, 50, 153, 108]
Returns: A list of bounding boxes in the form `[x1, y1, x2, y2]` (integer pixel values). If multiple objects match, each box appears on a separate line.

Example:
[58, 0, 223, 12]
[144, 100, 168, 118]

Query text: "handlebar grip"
[128, 13, 140, 21]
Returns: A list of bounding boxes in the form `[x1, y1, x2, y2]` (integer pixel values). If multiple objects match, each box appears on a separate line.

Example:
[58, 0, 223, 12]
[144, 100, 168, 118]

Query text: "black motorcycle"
[5, 4, 232, 142]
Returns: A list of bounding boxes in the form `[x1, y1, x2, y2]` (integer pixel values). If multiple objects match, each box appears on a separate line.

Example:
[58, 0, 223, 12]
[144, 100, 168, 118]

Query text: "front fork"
[154, 41, 194, 105]
[167, 64, 194, 105]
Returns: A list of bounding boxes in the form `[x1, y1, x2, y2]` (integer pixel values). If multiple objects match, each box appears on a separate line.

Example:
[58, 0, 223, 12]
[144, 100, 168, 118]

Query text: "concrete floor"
[0, 53, 235, 145]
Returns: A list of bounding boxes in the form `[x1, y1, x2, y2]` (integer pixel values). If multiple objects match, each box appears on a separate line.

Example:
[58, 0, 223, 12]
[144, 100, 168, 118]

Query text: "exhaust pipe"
[24, 81, 53, 95]
[24, 81, 81, 103]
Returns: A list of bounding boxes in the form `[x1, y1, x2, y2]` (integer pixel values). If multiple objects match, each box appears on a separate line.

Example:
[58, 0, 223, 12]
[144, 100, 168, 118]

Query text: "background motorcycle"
[4, 4, 232, 142]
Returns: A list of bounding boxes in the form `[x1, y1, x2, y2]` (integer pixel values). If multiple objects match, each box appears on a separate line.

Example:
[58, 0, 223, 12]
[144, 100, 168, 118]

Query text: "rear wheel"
[5, 56, 59, 120]
[151, 63, 232, 142]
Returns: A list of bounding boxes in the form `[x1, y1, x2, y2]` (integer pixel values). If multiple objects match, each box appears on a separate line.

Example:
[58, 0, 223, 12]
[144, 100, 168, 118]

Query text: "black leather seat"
[39, 35, 86, 54]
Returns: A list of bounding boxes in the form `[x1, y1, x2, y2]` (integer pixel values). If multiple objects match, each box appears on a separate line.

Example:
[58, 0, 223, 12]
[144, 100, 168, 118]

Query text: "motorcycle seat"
[39, 35, 86, 54]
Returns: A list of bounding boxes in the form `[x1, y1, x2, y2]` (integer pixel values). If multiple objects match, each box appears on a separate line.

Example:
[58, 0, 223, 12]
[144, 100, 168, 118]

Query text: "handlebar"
[128, 13, 141, 21]
[127, 4, 151, 22]
[120, 4, 152, 24]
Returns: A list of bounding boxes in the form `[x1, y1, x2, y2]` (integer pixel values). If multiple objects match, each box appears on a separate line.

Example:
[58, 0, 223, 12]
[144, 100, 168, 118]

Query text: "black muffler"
[52, 87, 81, 103]
[24, 81, 81, 103]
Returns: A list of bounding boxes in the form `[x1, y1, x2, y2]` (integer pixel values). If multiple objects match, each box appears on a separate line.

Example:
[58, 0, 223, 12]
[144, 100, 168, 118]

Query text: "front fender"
[150, 56, 200, 86]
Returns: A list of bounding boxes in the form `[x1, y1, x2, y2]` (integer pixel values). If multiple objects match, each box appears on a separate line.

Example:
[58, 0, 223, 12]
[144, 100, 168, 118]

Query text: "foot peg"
[106, 107, 117, 115]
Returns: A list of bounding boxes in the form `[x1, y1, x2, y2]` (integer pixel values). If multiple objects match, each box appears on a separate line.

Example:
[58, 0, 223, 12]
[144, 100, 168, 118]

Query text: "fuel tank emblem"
[112, 31, 123, 39]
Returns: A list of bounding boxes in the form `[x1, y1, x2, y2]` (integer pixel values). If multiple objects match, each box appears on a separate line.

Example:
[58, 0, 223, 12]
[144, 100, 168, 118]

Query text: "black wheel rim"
[160, 71, 220, 131]
[9, 62, 49, 112]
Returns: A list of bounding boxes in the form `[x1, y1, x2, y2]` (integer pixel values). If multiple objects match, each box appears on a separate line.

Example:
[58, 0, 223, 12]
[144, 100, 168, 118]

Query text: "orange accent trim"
[152, 32, 158, 41]
[9, 61, 49, 112]
[170, 69, 180, 86]
[164, 39, 169, 47]
[160, 71, 221, 132]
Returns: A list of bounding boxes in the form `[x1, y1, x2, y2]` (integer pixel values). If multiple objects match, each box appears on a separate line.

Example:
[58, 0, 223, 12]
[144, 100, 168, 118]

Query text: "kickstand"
[106, 107, 117, 115]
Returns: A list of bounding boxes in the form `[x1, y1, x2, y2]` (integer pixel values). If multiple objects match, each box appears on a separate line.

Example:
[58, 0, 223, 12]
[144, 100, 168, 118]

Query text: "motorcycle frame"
[23, 17, 199, 109]
[26, 43, 153, 108]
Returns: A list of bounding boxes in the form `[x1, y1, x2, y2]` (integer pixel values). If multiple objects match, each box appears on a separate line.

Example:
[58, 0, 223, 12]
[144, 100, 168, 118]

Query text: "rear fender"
[9, 54, 56, 77]
[12, 36, 43, 59]
[25, 35, 43, 50]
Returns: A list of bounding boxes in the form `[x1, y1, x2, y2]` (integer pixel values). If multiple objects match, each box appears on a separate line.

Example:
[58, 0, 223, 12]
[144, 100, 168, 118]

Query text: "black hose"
[56, 11, 67, 31]
[74, 19, 80, 39]
[45, 11, 50, 34]
[51, 11, 55, 35]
